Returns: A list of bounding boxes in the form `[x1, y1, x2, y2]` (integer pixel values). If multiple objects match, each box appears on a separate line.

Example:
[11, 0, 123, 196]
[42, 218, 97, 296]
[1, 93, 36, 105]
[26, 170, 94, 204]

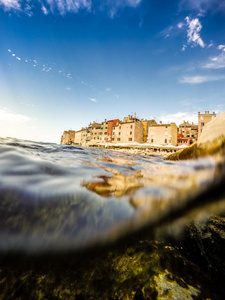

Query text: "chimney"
[134, 112, 136, 118]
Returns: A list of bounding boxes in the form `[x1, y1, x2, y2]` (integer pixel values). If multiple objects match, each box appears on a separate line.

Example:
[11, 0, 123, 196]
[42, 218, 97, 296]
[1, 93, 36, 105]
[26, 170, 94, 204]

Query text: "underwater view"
[1, 132, 225, 299]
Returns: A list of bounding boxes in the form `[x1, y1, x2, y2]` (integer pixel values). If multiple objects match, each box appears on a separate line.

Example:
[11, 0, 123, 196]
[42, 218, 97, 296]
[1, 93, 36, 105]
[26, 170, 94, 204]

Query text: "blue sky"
[0, 0, 225, 143]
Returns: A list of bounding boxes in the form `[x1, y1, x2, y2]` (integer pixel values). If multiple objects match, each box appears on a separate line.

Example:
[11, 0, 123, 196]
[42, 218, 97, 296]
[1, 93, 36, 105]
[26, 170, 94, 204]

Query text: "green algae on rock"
[1, 238, 223, 300]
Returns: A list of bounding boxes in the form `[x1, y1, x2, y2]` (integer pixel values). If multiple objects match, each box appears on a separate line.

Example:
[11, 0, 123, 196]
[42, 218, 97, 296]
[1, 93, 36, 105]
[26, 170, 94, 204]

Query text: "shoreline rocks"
[167, 112, 225, 161]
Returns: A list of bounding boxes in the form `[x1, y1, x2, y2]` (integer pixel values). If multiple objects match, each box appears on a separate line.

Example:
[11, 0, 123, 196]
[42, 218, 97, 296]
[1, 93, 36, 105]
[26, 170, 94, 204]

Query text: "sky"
[0, 0, 225, 143]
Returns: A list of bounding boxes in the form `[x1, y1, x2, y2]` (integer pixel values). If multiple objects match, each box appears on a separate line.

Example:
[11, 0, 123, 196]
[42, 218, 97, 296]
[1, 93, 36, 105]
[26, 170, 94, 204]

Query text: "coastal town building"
[178, 121, 198, 143]
[61, 130, 75, 145]
[177, 132, 192, 147]
[112, 114, 144, 143]
[198, 111, 216, 138]
[148, 122, 178, 146]
[60, 111, 217, 148]
[107, 119, 121, 142]
[74, 130, 82, 145]
[141, 119, 157, 143]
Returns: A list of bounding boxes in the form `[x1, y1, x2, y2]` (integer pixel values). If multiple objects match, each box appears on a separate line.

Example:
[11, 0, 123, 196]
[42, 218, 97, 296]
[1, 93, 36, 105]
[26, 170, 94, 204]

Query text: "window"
[119, 132, 121, 135]
[130, 125, 132, 129]
[129, 138, 132, 141]
[165, 139, 167, 143]
[130, 131, 132, 135]
[119, 126, 121, 129]
[117, 138, 120, 141]
[201, 122, 204, 126]
[112, 138, 114, 141]
[108, 133, 109, 135]
[151, 139, 154, 143]
[104, 132, 107, 135]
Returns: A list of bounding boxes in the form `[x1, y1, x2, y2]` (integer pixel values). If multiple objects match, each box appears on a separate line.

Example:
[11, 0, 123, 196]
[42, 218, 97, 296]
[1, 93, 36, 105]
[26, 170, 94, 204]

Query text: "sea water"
[0, 136, 224, 254]
[1, 137, 225, 299]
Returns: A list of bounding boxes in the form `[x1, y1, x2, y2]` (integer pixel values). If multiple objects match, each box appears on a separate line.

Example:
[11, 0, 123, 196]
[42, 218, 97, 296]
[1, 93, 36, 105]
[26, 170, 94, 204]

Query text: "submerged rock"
[1, 237, 224, 300]
[168, 112, 225, 161]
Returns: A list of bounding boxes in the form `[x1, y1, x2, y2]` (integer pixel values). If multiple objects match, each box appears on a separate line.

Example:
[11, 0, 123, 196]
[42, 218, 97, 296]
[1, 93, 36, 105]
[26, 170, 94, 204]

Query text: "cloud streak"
[179, 0, 225, 15]
[89, 98, 97, 102]
[0, 108, 32, 123]
[180, 75, 225, 84]
[0, 0, 20, 10]
[0, 0, 142, 15]
[203, 53, 225, 69]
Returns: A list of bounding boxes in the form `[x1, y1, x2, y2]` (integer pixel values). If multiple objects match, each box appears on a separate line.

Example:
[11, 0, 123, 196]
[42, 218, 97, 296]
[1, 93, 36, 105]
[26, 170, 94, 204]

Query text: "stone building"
[141, 119, 157, 143]
[74, 130, 82, 145]
[148, 122, 178, 146]
[178, 121, 198, 142]
[198, 111, 216, 139]
[60, 130, 75, 145]
[84, 119, 122, 145]
[112, 114, 144, 144]
[177, 133, 192, 147]
[107, 119, 121, 142]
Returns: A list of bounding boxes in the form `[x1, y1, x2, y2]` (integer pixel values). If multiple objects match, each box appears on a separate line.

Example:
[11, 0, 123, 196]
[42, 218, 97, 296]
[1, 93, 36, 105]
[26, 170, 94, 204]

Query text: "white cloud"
[185, 17, 205, 48]
[207, 41, 214, 48]
[89, 98, 97, 102]
[0, 0, 142, 16]
[0, 0, 20, 10]
[177, 22, 183, 29]
[47, 0, 92, 15]
[16, 56, 21, 60]
[203, 53, 225, 69]
[8, 49, 12, 52]
[182, 44, 187, 51]
[180, 0, 225, 15]
[108, 8, 116, 18]
[12, 53, 15, 56]
[0, 108, 32, 123]
[0, 0, 92, 14]
[218, 45, 225, 51]
[180, 75, 225, 84]
[159, 112, 198, 126]
[41, 5, 48, 15]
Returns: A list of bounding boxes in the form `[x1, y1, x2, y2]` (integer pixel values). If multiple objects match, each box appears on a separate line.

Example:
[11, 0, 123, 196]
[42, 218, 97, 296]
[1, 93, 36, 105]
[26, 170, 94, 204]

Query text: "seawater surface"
[0, 137, 224, 254]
